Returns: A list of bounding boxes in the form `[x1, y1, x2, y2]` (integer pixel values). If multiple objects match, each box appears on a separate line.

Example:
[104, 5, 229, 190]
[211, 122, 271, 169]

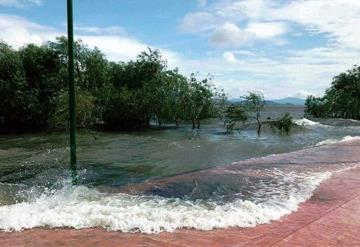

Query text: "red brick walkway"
[1, 141, 360, 247]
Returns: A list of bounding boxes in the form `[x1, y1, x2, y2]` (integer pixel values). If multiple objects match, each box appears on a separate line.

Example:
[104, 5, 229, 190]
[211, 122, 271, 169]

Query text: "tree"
[304, 95, 327, 118]
[305, 65, 360, 120]
[267, 113, 294, 134]
[164, 70, 188, 127]
[0, 39, 226, 133]
[242, 92, 265, 135]
[224, 105, 248, 133]
[82, 47, 109, 92]
[182, 74, 220, 129]
[50, 89, 97, 129]
[0, 43, 46, 133]
[20, 44, 66, 129]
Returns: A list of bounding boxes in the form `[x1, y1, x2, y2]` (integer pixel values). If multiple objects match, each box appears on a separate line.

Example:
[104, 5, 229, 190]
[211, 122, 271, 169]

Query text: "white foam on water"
[0, 171, 331, 233]
[294, 118, 326, 127]
[316, 136, 360, 146]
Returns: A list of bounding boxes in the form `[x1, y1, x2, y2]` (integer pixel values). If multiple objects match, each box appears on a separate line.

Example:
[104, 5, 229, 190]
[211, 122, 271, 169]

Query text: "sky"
[0, 0, 360, 99]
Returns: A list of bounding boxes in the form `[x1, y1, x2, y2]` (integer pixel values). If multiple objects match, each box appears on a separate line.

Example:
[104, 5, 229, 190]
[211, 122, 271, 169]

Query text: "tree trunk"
[257, 120, 262, 135]
[197, 119, 200, 129]
[192, 120, 196, 129]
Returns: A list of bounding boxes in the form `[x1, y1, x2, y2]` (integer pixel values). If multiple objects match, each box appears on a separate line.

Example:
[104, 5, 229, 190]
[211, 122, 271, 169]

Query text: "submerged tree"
[224, 92, 295, 135]
[50, 89, 97, 130]
[0, 42, 52, 133]
[182, 74, 218, 129]
[224, 105, 248, 133]
[0, 38, 226, 133]
[267, 113, 294, 134]
[243, 92, 265, 135]
[224, 91, 265, 134]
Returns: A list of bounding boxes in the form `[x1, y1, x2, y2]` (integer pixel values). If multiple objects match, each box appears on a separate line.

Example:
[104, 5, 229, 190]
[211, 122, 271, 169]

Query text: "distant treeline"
[305, 65, 360, 120]
[0, 37, 226, 134]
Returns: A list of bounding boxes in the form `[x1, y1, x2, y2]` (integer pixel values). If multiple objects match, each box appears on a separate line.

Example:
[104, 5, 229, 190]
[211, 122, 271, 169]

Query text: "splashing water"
[0, 170, 331, 233]
[1, 106, 360, 233]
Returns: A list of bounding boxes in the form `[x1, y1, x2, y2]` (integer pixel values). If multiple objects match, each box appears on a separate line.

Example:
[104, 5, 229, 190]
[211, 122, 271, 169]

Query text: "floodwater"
[0, 105, 360, 233]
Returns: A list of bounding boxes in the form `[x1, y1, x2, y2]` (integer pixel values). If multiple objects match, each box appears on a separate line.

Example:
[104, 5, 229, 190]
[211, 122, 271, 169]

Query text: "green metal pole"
[67, 0, 77, 184]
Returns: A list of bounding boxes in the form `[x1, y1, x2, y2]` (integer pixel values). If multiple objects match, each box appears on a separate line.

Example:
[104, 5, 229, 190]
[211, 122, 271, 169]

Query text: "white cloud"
[245, 22, 288, 39]
[0, 0, 42, 7]
[0, 12, 343, 99]
[293, 90, 313, 99]
[3, 0, 360, 99]
[75, 25, 125, 35]
[210, 21, 287, 48]
[223, 51, 237, 63]
[204, 0, 360, 50]
[180, 2, 288, 47]
[0, 14, 182, 66]
[175, 0, 360, 98]
[214, 0, 273, 20]
[79, 35, 148, 62]
[270, 0, 360, 49]
[180, 12, 218, 33]
[0, 14, 59, 49]
[176, 43, 360, 99]
[79, 35, 182, 66]
[211, 22, 254, 48]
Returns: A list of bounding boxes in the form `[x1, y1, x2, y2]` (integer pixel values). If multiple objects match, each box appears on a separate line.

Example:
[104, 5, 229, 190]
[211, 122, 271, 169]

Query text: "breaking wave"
[0, 170, 331, 233]
[294, 118, 327, 127]
[316, 136, 360, 146]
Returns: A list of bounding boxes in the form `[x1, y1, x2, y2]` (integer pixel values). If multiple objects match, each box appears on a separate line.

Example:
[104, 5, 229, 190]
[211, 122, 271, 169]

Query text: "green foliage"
[182, 74, 221, 129]
[101, 86, 147, 129]
[267, 113, 294, 134]
[304, 96, 328, 118]
[0, 38, 226, 133]
[20, 43, 66, 128]
[224, 91, 265, 134]
[305, 65, 360, 120]
[0, 43, 42, 133]
[51, 89, 97, 129]
[243, 92, 265, 135]
[224, 105, 248, 133]
[242, 92, 266, 115]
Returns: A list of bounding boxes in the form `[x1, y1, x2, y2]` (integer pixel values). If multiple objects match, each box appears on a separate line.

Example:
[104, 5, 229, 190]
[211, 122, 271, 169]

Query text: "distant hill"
[228, 97, 305, 106]
[270, 97, 305, 106]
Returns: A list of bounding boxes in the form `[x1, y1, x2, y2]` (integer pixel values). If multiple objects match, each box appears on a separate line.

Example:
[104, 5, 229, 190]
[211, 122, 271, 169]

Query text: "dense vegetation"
[305, 65, 360, 120]
[0, 37, 226, 134]
[225, 92, 294, 135]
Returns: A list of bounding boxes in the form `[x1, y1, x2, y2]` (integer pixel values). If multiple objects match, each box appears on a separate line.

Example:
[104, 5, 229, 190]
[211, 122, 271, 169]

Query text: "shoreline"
[1, 141, 360, 246]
